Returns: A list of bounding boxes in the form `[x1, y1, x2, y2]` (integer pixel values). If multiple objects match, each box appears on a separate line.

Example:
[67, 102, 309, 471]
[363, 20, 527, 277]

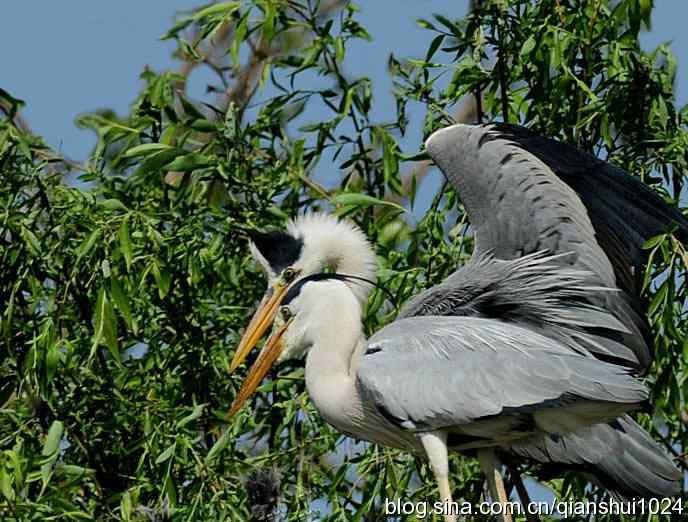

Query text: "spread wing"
[357, 316, 647, 440]
[425, 123, 613, 280]
[489, 122, 688, 295]
[425, 123, 687, 285]
[412, 123, 687, 373]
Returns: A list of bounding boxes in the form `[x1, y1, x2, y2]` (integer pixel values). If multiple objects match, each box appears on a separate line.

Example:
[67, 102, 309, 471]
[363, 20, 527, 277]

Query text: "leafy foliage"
[1, 1, 686, 520]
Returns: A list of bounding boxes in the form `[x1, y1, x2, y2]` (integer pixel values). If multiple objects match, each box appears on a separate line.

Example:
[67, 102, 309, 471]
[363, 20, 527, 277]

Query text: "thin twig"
[496, 17, 510, 123]
[508, 462, 539, 522]
[384, 96, 480, 209]
[655, 428, 688, 471]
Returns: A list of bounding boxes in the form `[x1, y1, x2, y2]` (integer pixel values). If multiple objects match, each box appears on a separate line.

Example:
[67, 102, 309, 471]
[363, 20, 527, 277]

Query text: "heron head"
[229, 275, 357, 416]
[229, 213, 375, 373]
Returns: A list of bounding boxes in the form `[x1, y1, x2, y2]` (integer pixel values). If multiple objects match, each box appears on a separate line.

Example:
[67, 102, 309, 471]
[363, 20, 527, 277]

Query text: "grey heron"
[229, 123, 684, 521]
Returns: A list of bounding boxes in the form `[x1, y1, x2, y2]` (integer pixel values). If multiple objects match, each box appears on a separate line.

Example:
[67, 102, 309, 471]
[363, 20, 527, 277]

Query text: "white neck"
[289, 213, 376, 306]
[301, 281, 367, 432]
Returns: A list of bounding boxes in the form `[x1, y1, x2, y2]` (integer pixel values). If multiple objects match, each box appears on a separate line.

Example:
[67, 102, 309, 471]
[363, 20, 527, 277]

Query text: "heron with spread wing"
[229, 124, 684, 522]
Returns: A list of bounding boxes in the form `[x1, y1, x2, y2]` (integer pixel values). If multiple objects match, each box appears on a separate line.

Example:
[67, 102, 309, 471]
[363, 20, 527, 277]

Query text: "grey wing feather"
[505, 414, 681, 499]
[399, 252, 647, 369]
[357, 316, 647, 435]
[422, 123, 683, 372]
[489, 122, 688, 295]
[425, 123, 612, 280]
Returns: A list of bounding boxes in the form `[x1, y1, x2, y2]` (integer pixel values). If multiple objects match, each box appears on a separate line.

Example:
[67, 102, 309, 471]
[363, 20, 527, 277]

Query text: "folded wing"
[357, 316, 647, 440]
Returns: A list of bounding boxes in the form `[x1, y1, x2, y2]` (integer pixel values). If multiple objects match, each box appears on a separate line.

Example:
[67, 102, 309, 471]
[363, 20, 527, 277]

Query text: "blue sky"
[1, 1, 685, 163]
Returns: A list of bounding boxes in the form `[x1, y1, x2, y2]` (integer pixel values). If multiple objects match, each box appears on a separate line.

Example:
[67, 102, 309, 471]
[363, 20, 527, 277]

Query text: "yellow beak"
[229, 282, 291, 373]
[228, 320, 290, 416]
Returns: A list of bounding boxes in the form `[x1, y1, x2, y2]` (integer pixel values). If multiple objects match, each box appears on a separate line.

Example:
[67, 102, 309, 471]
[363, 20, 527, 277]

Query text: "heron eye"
[283, 267, 297, 282]
[280, 306, 292, 320]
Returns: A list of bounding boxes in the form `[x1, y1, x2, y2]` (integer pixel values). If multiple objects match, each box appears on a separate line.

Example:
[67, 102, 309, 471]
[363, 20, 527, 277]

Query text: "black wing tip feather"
[484, 122, 688, 238]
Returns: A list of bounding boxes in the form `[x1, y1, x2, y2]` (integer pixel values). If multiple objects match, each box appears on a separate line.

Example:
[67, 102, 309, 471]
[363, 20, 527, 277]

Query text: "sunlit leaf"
[331, 193, 406, 213]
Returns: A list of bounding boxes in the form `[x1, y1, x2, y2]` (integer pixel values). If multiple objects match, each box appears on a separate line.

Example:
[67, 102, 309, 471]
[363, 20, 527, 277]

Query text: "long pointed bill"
[229, 283, 291, 373]
[228, 321, 290, 416]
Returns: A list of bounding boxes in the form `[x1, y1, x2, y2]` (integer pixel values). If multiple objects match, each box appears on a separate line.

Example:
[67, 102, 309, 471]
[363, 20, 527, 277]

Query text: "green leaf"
[426, 34, 445, 61]
[654, 96, 668, 124]
[642, 233, 666, 250]
[110, 276, 134, 332]
[179, 96, 204, 120]
[262, 1, 275, 43]
[42, 421, 63, 457]
[416, 18, 437, 31]
[58, 465, 91, 476]
[20, 226, 41, 257]
[160, 18, 193, 40]
[0, 87, 26, 117]
[155, 442, 176, 465]
[566, 66, 599, 102]
[118, 220, 133, 271]
[131, 148, 187, 179]
[124, 143, 174, 158]
[45, 338, 60, 383]
[90, 288, 119, 364]
[401, 150, 430, 161]
[0, 468, 13, 501]
[639, 0, 652, 28]
[188, 118, 217, 132]
[176, 404, 205, 429]
[192, 1, 240, 21]
[205, 428, 231, 463]
[648, 282, 668, 317]
[520, 35, 536, 56]
[151, 262, 171, 299]
[164, 152, 213, 172]
[40, 421, 63, 491]
[121, 490, 133, 521]
[230, 10, 250, 65]
[75, 229, 101, 266]
[434, 14, 459, 36]
[98, 198, 128, 211]
[331, 193, 406, 213]
[335, 37, 345, 63]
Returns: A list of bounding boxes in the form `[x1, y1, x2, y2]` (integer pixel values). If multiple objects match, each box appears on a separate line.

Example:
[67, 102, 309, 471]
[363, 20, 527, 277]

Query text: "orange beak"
[228, 319, 290, 416]
[229, 282, 291, 373]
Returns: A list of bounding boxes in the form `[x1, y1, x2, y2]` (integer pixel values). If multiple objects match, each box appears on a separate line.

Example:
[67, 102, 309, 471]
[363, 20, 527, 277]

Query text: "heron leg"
[419, 431, 457, 522]
[478, 448, 513, 522]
